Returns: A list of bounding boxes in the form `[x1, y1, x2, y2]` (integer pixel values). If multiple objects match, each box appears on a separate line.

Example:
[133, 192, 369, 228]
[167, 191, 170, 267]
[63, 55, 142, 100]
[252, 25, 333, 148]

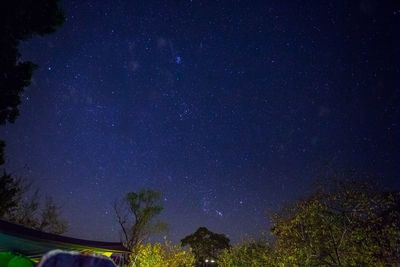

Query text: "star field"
[1, 0, 399, 242]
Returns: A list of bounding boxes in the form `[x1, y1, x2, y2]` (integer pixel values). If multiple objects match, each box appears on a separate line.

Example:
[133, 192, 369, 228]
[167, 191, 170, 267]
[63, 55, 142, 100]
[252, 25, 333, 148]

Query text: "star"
[3, 0, 397, 243]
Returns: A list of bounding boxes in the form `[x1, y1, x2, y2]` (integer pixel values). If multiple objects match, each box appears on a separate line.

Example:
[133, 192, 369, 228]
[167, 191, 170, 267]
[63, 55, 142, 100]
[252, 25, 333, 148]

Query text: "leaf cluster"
[217, 240, 277, 267]
[134, 242, 195, 267]
[271, 179, 400, 266]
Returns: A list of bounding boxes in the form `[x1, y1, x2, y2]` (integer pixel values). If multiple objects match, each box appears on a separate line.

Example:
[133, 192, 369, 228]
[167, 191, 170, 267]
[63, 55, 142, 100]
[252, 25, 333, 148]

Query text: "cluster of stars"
[1, 0, 398, 242]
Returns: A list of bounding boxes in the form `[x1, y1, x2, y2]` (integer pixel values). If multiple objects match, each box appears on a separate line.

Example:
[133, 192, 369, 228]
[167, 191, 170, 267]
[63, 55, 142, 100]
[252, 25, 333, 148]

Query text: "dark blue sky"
[1, 0, 399, 242]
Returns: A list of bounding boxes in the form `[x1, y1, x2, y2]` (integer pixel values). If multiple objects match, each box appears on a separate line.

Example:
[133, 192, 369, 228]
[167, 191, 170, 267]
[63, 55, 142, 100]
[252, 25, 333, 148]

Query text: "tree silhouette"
[0, 171, 21, 217]
[113, 189, 168, 263]
[181, 227, 230, 264]
[0, 175, 67, 234]
[0, 0, 64, 164]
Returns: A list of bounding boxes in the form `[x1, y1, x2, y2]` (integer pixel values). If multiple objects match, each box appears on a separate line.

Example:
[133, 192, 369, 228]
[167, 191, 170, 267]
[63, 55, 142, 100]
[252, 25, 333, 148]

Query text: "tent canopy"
[0, 220, 129, 260]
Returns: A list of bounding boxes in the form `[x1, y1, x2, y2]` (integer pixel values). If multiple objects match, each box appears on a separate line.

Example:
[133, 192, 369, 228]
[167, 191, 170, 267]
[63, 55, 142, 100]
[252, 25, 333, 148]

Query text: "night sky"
[1, 0, 399, 242]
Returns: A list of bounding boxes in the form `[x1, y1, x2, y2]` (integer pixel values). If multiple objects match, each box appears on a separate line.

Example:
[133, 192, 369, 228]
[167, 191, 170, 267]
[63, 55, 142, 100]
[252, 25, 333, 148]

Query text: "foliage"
[0, 1, 66, 234]
[217, 240, 277, 267]
[181, 227, 230, 263]
[0, 0, 64, 164]
[37, 197, 68, 234]
[4, 189, 67, 234]
[133, 242, 195, 267]
[216, 178, 400, 267]
[114, 189, 168, 260]
[271, 179, 400, 266]
[0, 175, 67, 234]
[0, 1, 65, 231]
[0, 0, 64, 125]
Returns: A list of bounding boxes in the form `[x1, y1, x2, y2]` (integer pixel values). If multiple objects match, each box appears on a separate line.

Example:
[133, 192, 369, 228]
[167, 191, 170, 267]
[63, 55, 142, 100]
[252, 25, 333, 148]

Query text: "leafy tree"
[217, 240, 277, 267]
[271, 179, 400, 266]
[181, 227, 230, 264]
[113, 189, 168, 261]
[134, 241, 195, 267]
[0, 0, 64, 163]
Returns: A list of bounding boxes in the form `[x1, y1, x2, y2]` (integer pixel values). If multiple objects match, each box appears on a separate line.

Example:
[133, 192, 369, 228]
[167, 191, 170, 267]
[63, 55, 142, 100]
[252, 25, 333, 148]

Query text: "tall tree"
[181, 227, 230, 264]
[271, 179, 400, 266]
[0, 0, 64, 164]
[113, 189, 168, 259]
[2, 184, 67, 234]
[0, 0, 66, 236]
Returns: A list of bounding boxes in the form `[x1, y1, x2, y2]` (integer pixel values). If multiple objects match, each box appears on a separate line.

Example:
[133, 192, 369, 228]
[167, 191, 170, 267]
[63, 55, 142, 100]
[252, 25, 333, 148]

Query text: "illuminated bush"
[133, 242, 195, 267]
[217, 240, 277, 267]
